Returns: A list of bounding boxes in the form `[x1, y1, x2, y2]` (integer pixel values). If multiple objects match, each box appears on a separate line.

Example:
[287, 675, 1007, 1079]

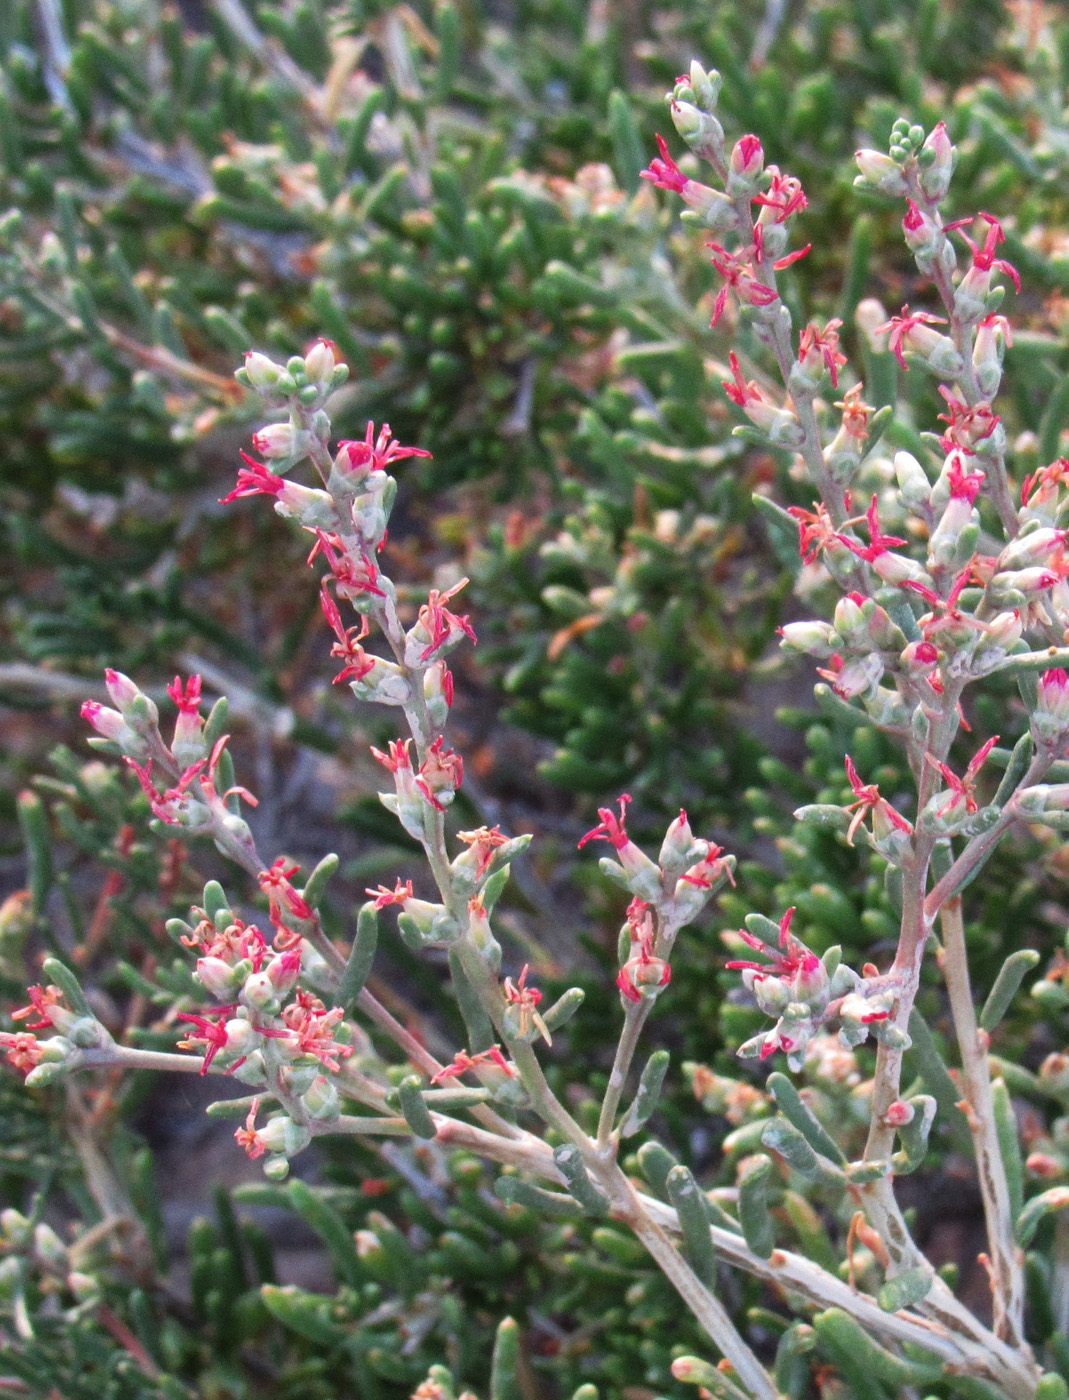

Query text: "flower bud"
[657, 809, 698, 875]
[974, 314, 1010, 397]
[883, 1099, 915, 1127]
[256, 1114, 312, 1157]
[778, 620, 837, 656]
[241, 351, 283, 391]
[423, 662, 453, 730]
[682, 61, 720, 110]
[265, 949, 302, 996]
[894, 451, 931, 511]
[727, 134, 764, 192]
[303, 339, 338, 388]
[670, 101, 724, 159]
[997, 527, 1066, 573]
[302, 1073, 340, 1121]
[222, 1016, 259, 1058]
[918, 121, 954, 201]
[0, 1210, 29, 1245]
[1033, 669, 1069, 745]
[901, 639, 939, 675]
[854, 149, 908, 196]
[1026, 1151, 1063, 1178]
[251, 423, 297, 460]
[195, 956, 244, 999]
[241, 971, 279, 1011]
[750, 972, 790, 1016]
[832, 593, 867, 644]
[104, 669, 157, 727]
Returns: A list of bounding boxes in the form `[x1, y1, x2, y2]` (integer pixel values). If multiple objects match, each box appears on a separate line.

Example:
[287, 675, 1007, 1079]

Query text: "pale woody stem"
[939, 895, 1025, 1345]
[596, 999, 650, 1151]
[627, 1208, 779, 1400]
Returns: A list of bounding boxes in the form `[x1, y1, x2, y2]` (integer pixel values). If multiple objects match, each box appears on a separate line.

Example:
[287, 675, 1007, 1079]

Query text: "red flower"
[175, 1006, 242, 1074]
[366, 878, 414, 910]
[430, 1045, 515, 1085]
[167, 674, 202, 714]
[834, 495, 907, 563]
[927, 735, 1000, 818]
[338, 422, 432, 474]
[876, 306, 947, 370]
[639, 133, 688, 194]
[725, 907, 818, 983]
[945, 211, 1020, 292]
[797, 318, 847, 388]
[320, 583, 377, 685]
[219, 450, 286, 504]
[578, 793, 632, 850]
[416, 580, 477, 662]
[312, 531, 386, 599]
[843, 755, 913, 847]
[706, 243, 779, 326]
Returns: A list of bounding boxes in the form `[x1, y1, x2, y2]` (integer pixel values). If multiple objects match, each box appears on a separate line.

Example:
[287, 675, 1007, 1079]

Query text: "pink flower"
[503, 964, 551, 1039]
[167, 675, 202, 714]
[834, 495, 907, 563]
[752, 223, 810, 270]
[0, 1032, 44, 1074]
[937, 389, 999, 454]
[945, 454, 985, 504]
[797, 318, 847, 388]
[843, 755, 913, 846]
[370, 738, 413, 773]
[338, 422, 432, 476]
[578, 793, 632, 850]
[175, 1005, 244, 1074]
[258, 858, 315, 938]
[219, 450, 287, 504]
[945, 211, 1020, 292]
[125, 755, 208, 825]
[726, 908, 823, 1000]
[235, 1100, 267, 1158]
[366, 878, 415, 910]
[269, 991, 353, 1072]
[312, 531, 386, 599]
[877, 306, 950, 371]
[430, 1045, 515, 1085]
[706, 243, 779, 325]
[415, 737, 464, 810]
[11, 984, 66, 1031]
[927, 734, 1000, 818]
[679, 844, 735, 889]
[414, 580, 477, 662]
[722, 351, 787, 433]
[455, 825, 510, 879]
[1022, 458, 1069, 511]
[640, 133, 688, 193]
[788, 503, 837, 565]
[320, 583, 377, 685]
[754, 168, 807, 223]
